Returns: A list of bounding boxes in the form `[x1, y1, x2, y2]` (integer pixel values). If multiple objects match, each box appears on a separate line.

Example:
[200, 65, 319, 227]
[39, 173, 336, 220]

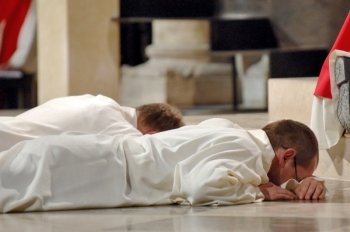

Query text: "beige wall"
[37, 0, 120, 104]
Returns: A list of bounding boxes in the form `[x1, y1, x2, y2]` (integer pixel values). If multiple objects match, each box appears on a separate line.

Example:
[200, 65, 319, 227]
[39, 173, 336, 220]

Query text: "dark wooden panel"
[211, 18, 278, 51]
[270, 49, 328, 78]
[121, 0, 216, 18]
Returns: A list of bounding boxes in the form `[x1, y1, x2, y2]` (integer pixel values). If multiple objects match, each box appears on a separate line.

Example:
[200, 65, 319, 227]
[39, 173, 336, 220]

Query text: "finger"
[267, 188, 296, 201]
[318, 188, 327, 200]
[311, 184, 325, 200]
[277, 189, 297, 200]
[276, 193, 297, 200]
[304, 181, 319, 200]
[297, 181, 311, 199]
[311, 185, 322, 200]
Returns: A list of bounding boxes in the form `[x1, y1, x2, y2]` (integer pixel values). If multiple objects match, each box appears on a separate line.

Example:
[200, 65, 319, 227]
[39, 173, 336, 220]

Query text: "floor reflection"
[112, 216, 350, 232]
[1, 174, 350, 232]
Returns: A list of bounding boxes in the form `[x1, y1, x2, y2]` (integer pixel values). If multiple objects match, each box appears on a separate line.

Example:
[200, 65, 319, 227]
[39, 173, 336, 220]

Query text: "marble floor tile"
[0, 178, 349, 232]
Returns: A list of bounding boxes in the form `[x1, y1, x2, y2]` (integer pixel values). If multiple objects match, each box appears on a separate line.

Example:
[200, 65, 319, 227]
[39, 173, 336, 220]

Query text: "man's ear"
[275, 148, 297, 167]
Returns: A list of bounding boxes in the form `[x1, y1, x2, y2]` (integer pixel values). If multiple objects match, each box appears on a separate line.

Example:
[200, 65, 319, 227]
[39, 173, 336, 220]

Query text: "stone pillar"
[36, 0, 120, 104]
[120, 20, 232, 107]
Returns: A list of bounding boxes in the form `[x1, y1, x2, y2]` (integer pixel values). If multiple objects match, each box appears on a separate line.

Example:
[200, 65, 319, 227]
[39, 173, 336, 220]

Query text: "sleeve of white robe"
[0, 94, 141, 151]
[171, 132, 268, 206]
[16, 94, 140, 135]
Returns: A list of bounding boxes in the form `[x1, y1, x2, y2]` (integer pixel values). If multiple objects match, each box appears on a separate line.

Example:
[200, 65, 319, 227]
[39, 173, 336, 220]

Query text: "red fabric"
[314, 13, 350, 99]
[0, 0, 31, 65]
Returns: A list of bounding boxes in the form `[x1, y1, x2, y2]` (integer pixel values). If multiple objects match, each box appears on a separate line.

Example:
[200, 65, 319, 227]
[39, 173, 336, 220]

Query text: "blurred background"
[1, 0, 349, 115]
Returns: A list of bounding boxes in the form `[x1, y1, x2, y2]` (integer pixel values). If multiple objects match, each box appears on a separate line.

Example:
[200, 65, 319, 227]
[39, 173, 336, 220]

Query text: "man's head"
[136, 103, 185, 134]
[262, 119, 319, 186]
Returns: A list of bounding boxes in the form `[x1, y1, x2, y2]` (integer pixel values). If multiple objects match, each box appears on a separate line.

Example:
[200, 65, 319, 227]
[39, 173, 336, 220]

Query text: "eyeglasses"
[294, 157, 299, 182]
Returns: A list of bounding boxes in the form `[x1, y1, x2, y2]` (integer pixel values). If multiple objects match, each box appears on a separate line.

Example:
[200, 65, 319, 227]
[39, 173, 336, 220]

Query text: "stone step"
[268, 77, 350, 180]
[268, 77, 316, 125]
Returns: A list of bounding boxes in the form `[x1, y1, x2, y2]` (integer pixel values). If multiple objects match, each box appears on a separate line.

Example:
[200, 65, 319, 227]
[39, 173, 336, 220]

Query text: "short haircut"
[262, 119, 319, 168]
[137, 103, 185, 132]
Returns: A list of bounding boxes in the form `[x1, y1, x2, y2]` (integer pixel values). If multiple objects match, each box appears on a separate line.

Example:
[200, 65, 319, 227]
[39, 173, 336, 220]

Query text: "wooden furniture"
[0, 70, 36, 109]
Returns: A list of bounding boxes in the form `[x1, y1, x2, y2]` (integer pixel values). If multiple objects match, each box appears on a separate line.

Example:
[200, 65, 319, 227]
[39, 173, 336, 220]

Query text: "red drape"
[314, 12, 350, 99]
[0, 0, 31, 65]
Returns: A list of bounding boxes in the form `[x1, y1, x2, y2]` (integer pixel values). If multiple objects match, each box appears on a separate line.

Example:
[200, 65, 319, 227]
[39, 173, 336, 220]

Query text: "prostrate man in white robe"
[0, 94, 185, 151]
[0, 118, 325, 213]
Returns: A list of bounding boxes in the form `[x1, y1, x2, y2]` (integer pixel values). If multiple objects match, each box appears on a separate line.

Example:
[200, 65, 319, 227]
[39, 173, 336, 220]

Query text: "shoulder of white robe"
[247, 129, 275, 171]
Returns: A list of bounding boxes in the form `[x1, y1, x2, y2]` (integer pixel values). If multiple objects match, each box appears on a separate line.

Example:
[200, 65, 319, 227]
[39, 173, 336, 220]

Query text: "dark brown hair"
[262, 119, 319, 168]
[137, 103, 185, 132]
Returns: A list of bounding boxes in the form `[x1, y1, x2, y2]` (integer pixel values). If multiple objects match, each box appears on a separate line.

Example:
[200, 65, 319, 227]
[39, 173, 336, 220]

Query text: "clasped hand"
[259, 177, 326, 201]
[293, 177, 326, 200]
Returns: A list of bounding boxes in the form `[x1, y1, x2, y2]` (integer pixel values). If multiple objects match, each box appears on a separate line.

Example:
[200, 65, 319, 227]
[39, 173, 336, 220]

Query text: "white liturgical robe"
[0, 94, 141, 152]
[0, 121, 274, 213]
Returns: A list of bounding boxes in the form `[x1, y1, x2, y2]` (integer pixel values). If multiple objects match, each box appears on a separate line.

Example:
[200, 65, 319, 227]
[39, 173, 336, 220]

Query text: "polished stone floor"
[1, 178, 350, 232]
[1, 110, 350, 231]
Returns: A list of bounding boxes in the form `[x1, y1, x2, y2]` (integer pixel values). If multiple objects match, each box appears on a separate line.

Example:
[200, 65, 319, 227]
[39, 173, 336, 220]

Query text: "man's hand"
[259, 182, 297, 201]
[293, 177, 326, 200]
